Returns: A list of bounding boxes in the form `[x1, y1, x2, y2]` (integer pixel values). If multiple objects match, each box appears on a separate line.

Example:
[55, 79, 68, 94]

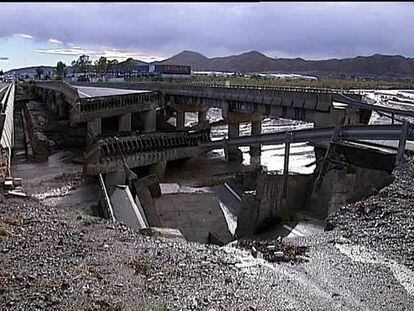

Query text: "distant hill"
[115, 58, 148, 70]
[7, 51, 414, 78]
[155, 51, 414, 78]
[6, 65, 57, 76]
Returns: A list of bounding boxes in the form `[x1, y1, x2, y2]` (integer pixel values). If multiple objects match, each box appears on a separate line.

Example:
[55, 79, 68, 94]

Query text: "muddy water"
[12, 150, 99, 212]
[185, 108, 316, 174]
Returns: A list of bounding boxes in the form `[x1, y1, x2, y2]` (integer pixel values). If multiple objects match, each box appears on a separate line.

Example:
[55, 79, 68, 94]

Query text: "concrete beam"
[226, 111, 263, 124]
[119, 113, 132, 132]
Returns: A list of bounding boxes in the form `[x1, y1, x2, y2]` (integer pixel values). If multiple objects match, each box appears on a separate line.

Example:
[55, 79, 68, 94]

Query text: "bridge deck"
[75, 85, 150, 98]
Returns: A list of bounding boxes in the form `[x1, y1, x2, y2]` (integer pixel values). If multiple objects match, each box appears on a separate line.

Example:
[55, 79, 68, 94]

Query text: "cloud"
[48, 38, 62, 44]
[34, 47, 164, 62]
[35, 48, 91, 56]
[2, 3, 414, 59]
[99, 50, 164, 62]
[14, 33, 34, 39]
[0, 57, 9, 60]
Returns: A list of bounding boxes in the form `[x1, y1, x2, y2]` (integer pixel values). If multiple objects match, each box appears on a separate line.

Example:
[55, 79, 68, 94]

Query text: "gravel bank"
[328, 156, 414, 270]
[1, 195, 413, 310]
[1, 158, 414, 310]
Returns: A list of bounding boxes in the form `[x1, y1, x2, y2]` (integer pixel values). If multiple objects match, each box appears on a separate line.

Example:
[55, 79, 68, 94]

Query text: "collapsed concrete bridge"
[24, 80, 414, 177]
[14, 80, 414, 243]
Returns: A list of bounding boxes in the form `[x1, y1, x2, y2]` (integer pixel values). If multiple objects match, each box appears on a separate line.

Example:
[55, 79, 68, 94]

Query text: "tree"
[71, 54, 92, 74]
[94, 56, 108, 76]
[35, 67, 44, 79]
[107, 59, 119, 76]
[56, 61, 67, 80]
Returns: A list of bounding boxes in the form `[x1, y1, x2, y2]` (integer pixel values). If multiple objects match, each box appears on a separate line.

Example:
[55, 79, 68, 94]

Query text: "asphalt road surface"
[74, 85, 150, 98]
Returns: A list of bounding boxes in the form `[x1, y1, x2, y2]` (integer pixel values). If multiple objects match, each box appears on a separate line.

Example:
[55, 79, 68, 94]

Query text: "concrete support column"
[119, 113, 132, 132]
[225, 122, 242, 162]
[176, 111, 185, 131]
[56, 95, 65, 119]
[250, 120, 262, 166]
[105, 170, 126, 186]
[41, 90, 47, 103]
[87, 118, 102, 149]
[148, 161, 167, 179]
[143, 110, 156, 133]
[198, 110, 207, 124]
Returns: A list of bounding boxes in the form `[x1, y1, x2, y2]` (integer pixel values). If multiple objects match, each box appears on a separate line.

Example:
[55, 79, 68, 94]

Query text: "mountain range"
[6, 50, 414, 78]
[154, 51, 414, 78]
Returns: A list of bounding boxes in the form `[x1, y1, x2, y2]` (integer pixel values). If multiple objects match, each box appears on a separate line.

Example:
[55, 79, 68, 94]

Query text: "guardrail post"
[396, 121, 408, 164]
[282, 132, 292, 199]
[311, 126, 341, 200]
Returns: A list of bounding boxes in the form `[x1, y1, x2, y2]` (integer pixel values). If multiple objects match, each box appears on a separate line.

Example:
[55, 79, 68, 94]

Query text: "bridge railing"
[127, 81, 359, 95]
[0, 83, 15, 182]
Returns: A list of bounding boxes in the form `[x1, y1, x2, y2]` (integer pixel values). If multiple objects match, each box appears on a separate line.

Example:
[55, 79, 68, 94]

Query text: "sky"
[0, 2, 413, 71]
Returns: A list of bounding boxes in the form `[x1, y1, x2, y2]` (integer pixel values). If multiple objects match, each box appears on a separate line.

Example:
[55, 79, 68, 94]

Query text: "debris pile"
[4, 177, 26, 197]
[237, 239, 309, 263]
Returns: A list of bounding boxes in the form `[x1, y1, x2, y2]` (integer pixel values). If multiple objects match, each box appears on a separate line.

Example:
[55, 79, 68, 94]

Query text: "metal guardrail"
[201, 124, 413, 150]
[84, 124, 412, 175]
[98, 173, 115, 222]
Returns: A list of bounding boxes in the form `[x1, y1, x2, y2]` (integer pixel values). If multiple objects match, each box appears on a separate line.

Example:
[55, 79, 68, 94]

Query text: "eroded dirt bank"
[1, 157, 414, 310]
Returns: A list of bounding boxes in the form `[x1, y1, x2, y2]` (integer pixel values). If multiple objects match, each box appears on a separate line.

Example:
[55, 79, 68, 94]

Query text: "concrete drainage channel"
[96, 138, 396, 253]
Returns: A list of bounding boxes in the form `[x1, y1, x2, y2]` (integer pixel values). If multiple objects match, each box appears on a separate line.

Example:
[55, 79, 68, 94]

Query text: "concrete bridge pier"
[46, 91, 55, 111]
[56, 94, 66, 119]
[119, 113, 132, 132]
[225, 122, 242, 162]
[176, 111, 185, 131]
[198, 110, 207, 123]
[143, 109, 156, 133]
[87, 117, 101, 149]
[41, 89, 47, 104]
[250, 120, 262, 166]
[148, 161, 167, 179]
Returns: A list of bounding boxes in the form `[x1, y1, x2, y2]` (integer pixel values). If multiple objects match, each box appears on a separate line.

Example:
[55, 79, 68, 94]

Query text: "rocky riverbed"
[1, 157, 414, 310]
